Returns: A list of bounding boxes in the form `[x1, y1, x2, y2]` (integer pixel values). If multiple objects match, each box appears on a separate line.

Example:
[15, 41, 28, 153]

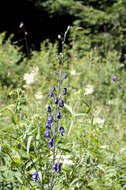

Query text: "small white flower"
[35, 92, 43, 100]
[24, 67, 39, 85]
[70, 69, 76, 76]
[108, 100, 114, 105]
[84, 84, 94, 95]
[24, 72, 35, 85]
[94, 117, 104, 125]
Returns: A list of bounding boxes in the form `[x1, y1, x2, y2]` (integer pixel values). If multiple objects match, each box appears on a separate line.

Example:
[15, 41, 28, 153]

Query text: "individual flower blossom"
[62, 155, 73, 166]
[112, 75, 117, 82]
[51, 85, 55, 91]
[49, 90, 53, 97]
[59, 100, 64, 108]
[70, 69, 76, 76]
[59, 79, 63, 84]
[84, 84, 94, 95]
[59, 126, 65, 136]
[53, 163, 57, 172]
[35, 92, 43, 100]
[24, 67, 39, 85]
[94, 117, 104, 125]
[63, 73, 68, 79]
[24, 72, 36, 85]
[53, 163, 61, 173]
[32, 171, 39, 182]
[47, 105, 51, 112]
[48, 114, 53, 122]
[54, 97, 58, 104]
[108, 99, 114, 105]
[46, 121, 51, 129]
[57, 163, 61, 173]
[48, 138, 54, 148]
[62, 88, 67, 95]
[56, 112, 61, 120]
[45, 129, 50, 139]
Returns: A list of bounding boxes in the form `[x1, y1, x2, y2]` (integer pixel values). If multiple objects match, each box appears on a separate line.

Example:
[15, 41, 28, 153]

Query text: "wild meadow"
[0, 25, 126, 190]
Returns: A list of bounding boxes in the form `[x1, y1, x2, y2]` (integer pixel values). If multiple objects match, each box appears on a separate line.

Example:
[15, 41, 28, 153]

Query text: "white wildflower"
[24, 67, 39, 85]
[108, 100, 114, 105]
[84, 84, 94, 95]
[35, 92, 43, 100]
[70, 69, 76, 76]
[62, 155, 73, 166]
[50, 154, 73, 166]
[94, 117, 104, 125]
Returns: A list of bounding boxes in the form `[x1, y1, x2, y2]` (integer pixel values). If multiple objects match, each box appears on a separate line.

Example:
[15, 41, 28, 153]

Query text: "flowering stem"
[49, 26, 70, 189]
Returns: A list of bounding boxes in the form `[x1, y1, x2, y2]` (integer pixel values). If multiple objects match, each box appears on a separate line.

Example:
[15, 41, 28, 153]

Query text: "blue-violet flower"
[54, 97, 58, 104]
[63, 73, 68, 79]
[46, 121, 51, 129]
[59, 126, 65, 136]
[51, 85, 55, 91]
[32, 171, 39, 182]
[49, 90, 53, 97]
[47, 105, 51, 112]
[45, 129, 50, 139]
[62, 88, 67, 95]
[59, 100, 64, 108]
[48, 138, 54, 148]
[48, 114, 53, 122]
[57, 112, 61, 120]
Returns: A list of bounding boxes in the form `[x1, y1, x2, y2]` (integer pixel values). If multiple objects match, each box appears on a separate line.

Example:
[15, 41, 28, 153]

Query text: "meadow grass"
[0, 32, 126, 189]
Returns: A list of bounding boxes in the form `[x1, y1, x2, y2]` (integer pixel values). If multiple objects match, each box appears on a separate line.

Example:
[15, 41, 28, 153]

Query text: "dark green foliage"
[24, 0, 126, 58]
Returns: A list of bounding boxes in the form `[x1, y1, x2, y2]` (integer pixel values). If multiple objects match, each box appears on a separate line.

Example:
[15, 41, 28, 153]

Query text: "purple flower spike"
[45, 129, 50, 139]
[59, 126, 65, 136]
[49, 90, 53, 97]
[48, 138, 54, 148]
[57, 112, 61, 120]
[62, 88, 67, 95]
[59, 100, 64, 108]
[32, 171, 39, 182]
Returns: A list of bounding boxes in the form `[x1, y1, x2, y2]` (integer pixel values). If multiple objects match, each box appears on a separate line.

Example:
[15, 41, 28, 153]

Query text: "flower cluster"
[45, 73, 68, 149]
[44, 70, 68, 177]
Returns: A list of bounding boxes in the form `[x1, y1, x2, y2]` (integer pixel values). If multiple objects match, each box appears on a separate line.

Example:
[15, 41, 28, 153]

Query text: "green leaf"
[27, 136, 33, 155]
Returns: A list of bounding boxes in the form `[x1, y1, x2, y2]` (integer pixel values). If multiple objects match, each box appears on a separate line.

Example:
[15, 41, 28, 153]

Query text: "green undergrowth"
[0, 32, 126, 189]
